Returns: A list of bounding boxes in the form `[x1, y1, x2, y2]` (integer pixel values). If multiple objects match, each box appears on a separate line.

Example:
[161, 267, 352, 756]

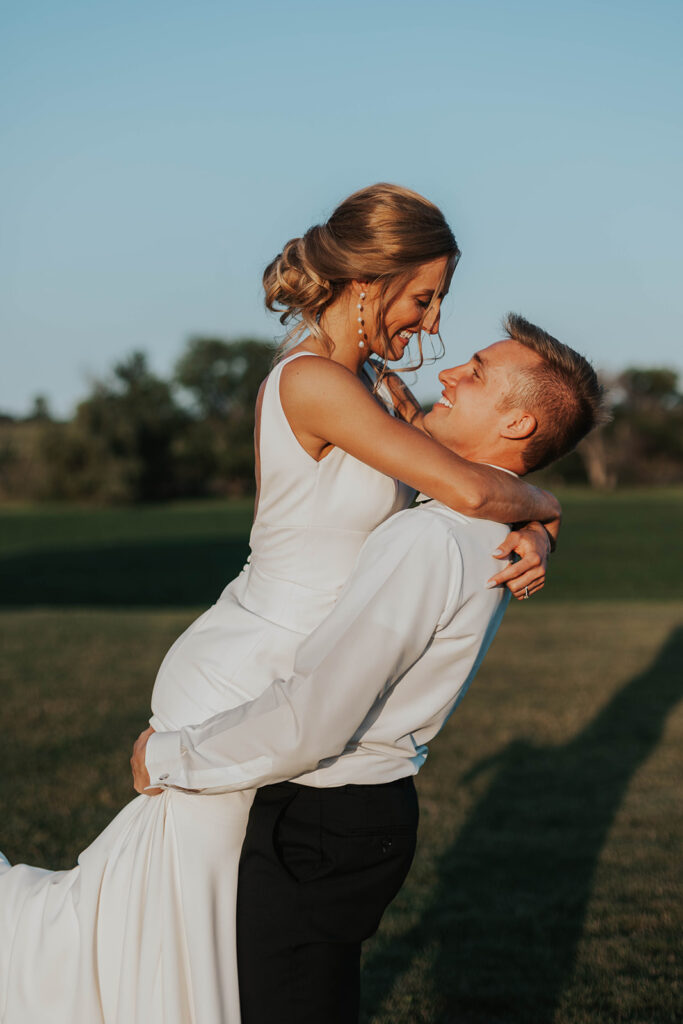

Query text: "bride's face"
[365, 256, 450, 361]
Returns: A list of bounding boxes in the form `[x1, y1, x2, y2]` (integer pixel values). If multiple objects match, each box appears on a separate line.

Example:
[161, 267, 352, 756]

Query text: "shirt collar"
[415, 463, 519, 506]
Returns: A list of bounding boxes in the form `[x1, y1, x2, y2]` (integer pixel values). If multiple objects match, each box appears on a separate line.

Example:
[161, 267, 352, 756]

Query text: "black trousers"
[236, 777, 419, 1024]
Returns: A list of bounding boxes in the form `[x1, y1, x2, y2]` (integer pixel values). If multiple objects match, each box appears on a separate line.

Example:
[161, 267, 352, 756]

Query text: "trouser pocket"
[274, 779, 419, 942]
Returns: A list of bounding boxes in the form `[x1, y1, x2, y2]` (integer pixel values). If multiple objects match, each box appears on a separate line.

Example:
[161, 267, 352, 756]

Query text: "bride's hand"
[131, 726, 162, 796]
[486, 522, 552, 600]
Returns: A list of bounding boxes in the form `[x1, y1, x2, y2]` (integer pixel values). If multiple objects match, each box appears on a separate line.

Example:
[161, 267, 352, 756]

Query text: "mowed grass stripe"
[0, 499, 255, 608]
[0, 488, 681, 605]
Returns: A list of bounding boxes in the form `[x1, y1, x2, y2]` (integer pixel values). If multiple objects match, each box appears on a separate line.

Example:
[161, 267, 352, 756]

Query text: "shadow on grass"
[0, 539, 250, 607]
[362, 625, 683, 1024]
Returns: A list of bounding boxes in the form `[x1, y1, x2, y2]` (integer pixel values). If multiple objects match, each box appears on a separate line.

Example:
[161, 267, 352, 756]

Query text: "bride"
[0, 184, 559, 1024]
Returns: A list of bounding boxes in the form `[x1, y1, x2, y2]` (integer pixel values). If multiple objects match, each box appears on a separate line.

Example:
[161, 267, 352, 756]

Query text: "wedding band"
[523, 587, 530, 599]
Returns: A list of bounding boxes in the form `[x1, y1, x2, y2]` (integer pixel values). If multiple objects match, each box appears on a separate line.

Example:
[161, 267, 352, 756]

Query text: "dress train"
[0, 787, 254, 1023]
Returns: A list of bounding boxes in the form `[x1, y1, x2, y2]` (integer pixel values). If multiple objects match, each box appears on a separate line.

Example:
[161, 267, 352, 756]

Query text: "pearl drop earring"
[357, 291, 367, 349]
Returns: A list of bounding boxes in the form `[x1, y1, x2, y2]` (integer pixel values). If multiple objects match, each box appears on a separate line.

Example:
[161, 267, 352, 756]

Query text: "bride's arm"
[370, 363, 426, 428]
[279, 357, 561, 526]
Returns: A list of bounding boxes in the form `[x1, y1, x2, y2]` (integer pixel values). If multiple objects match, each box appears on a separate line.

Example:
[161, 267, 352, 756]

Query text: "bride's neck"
[315, 296, 367, 375]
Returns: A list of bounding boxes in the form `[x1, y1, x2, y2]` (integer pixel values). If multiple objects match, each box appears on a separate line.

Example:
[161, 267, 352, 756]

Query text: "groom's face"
[423, 339, 542, 460]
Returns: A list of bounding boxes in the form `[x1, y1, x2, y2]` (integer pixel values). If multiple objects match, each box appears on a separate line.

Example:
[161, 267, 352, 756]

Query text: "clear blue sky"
[2, 0, 682, 416]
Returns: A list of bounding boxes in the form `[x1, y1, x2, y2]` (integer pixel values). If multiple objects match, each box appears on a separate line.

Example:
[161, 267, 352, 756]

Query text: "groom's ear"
[500, 409, 537, 441]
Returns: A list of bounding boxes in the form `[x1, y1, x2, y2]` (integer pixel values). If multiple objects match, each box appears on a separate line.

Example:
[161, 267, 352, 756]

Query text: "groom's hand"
[487, 522, 551, 599]
[131, 726, 163, 796]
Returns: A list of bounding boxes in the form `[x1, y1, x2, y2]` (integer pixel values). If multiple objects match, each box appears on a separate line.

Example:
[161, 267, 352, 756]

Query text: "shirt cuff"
[145, 730, 183, 788]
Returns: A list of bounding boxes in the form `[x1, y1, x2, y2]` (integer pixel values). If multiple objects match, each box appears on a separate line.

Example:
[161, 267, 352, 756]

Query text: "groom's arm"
[144, 513, 461, 795]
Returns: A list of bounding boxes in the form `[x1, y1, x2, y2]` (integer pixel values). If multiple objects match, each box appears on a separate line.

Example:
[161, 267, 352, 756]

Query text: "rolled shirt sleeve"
[145, 511, 460, 794]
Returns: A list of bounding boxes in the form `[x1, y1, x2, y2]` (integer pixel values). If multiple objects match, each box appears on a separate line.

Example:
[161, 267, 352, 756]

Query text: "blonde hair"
[501, 313, 609, 472]
[263, 183, 460, 372]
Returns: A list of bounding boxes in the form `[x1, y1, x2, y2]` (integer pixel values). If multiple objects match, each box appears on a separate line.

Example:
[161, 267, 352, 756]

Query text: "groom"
[133, 314, 605, 1023]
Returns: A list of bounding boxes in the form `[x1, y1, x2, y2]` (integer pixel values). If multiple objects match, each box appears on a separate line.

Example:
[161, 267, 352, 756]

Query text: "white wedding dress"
[0, 352, 413, 1024]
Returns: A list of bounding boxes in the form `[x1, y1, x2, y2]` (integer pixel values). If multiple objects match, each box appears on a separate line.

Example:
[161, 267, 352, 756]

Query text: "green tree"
[4, 337, 279, 503]
[572, 366, 683, 488]
[41, 352, 192, 502]
[618, 367, 680, 410]
[27, 395, 52, 422]
[609, 367, 683, 484]
[175, 337, 275, 495]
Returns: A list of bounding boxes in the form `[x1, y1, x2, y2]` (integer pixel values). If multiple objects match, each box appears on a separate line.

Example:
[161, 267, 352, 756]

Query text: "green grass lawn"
[0, 489, 681, 1022]
[0, 498, 256, 607]
[1, 488, 681, 605]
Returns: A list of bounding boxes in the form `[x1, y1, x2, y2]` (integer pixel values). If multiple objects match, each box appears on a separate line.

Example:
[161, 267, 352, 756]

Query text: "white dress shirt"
[146, 500, 511, 793]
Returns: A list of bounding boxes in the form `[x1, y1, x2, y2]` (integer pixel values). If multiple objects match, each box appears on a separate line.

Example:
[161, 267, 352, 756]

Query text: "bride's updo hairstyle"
[264, 183, 460, 370]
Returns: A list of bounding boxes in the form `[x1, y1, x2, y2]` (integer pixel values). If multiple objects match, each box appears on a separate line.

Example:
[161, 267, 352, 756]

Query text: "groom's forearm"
[145, 517, 456, 794]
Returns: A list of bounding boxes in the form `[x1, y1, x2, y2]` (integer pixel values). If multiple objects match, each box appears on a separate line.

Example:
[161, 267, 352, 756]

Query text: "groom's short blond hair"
[501, 314, 608, 472]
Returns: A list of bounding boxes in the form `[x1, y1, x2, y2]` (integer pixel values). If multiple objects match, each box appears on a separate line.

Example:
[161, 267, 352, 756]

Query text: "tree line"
[0, 338, 681, 503]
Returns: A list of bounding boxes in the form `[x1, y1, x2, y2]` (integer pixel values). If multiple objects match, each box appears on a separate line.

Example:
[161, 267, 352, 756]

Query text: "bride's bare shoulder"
[279, 354, 363, 412]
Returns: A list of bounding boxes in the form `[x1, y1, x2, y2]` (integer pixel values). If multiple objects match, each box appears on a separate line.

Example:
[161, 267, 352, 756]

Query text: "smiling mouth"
[435, 394, 453, 409]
